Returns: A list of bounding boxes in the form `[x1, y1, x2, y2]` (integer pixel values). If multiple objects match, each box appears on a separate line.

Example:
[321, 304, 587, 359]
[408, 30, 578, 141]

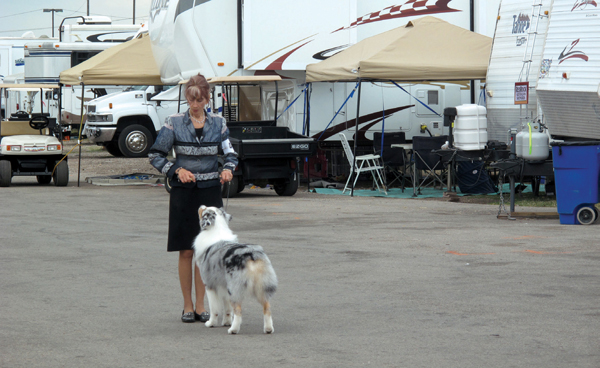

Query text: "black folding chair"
[412, 135, 448, 195]
[373, 132, 408, 191]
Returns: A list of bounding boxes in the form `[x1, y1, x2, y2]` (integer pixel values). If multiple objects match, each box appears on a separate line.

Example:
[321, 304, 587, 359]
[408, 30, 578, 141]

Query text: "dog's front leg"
[228, 303, 242, 334]
[204, 288, 220, 328]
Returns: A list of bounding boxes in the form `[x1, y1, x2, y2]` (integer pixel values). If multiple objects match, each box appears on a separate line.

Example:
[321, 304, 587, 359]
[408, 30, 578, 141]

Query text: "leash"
[224, 181, 231, 211]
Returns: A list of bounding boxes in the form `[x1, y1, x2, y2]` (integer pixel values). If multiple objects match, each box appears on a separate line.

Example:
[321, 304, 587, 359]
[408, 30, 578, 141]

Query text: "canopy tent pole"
[302, 83, 318, 193]
[77, 84, 85, 187]
[351, 79, 362, 197]
[58, 85, 63, 140]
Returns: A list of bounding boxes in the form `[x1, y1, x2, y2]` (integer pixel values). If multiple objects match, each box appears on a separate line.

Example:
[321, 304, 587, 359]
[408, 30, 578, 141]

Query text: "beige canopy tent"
[58, 34, 163, 186]
[306, 16, 492, 82]
[59, 34, 162, 86]
[305, 16, 492, 196]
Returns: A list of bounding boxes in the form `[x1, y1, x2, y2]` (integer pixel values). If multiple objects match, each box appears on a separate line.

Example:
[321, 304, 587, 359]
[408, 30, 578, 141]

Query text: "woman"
[149, 74, 238, 323]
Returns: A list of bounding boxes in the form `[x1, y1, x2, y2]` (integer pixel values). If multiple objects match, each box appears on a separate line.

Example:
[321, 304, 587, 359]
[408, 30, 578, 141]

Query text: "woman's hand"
[220, 169, 233, 184]
[177, 168, 196, 183]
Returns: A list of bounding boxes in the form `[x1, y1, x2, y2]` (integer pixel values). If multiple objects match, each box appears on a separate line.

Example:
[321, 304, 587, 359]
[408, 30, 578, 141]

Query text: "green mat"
[312, 183, 541, 199]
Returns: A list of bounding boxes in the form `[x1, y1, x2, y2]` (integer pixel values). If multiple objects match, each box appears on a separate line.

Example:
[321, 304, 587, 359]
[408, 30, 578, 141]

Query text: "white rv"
[536, 0, 600, 140]
[484, 0, 553, 143]
[148, 0, 500, 140]
[0, 33, 58, 82]
[485, 0, 600, 143]
[23, 41, 122, 128]
[21, 18, 142, 131]
[59, 16, 140, 43]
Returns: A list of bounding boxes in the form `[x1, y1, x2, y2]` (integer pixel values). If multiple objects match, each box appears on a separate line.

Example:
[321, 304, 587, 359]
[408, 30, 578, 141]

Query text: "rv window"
[71, 51, 102, 67]
[428, 90, 439, 105]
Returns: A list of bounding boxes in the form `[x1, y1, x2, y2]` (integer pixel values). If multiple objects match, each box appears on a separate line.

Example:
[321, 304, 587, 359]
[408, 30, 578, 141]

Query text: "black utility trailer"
[210, 76, 316, 197]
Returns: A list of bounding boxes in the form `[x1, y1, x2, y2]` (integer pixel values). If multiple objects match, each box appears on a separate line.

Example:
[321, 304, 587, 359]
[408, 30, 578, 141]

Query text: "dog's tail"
[246, 256, 278, 301]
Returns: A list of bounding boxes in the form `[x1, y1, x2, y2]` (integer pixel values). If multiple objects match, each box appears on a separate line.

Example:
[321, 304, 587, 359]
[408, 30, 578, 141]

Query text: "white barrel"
[516, 126, 549, 160]
[453, 104, 487, 150]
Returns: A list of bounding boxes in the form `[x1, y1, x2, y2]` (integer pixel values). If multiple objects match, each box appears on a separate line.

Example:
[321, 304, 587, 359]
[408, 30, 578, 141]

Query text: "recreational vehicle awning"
[0, 84, 60, 89]
[59, 34, 163, 85]
[305, 16, 492, 82]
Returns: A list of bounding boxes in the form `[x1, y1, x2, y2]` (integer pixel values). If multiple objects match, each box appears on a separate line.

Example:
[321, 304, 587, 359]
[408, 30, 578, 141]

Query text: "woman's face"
[187, 96, 207, 117]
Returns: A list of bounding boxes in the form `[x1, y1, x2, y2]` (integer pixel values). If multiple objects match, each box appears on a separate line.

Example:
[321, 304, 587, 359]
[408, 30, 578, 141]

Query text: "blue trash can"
[551, 141, 600, 225]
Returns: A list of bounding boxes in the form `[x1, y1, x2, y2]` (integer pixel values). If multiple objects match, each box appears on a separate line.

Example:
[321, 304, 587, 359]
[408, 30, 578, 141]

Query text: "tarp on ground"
[305, 16, 492, 82]
[59, 34, 163, 86]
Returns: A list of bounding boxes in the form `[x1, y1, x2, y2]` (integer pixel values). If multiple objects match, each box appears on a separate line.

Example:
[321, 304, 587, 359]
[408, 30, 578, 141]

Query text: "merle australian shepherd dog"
[193, 206, 278, 334]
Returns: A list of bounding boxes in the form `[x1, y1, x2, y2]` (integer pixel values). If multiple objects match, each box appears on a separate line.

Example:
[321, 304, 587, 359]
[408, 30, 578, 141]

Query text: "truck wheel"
[37, 175, 52, 184]
[118, 124, 153, 158]
[53, 160, 69, 186]
[105, 142, 124, 157]
[221, 176, 239, 198]
[0, 160, 12, 187]
[274, 172, 299, 196]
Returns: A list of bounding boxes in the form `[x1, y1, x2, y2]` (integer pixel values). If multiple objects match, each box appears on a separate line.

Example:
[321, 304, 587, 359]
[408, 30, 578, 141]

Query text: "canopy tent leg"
[351, 79, 362, 197]
[77, 84, 85, 187]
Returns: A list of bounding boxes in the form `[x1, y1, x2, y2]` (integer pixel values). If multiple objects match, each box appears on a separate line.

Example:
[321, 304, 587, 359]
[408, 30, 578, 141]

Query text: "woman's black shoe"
[181, 310, 195, 323]
[195, 311, 210, 322]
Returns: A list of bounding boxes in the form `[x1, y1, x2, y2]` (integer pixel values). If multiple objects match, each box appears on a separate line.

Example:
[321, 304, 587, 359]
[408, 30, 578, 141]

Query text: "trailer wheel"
[118, 124, 153, 157]
[36, 175, 52, 184]
[53, 160, 69, 186]
[577, 206, 597, 225]
[0, 160, 12, 187]
[274, 172, 299, 196]
[221, 176, 239, 198]
[105, 142, 124, 157]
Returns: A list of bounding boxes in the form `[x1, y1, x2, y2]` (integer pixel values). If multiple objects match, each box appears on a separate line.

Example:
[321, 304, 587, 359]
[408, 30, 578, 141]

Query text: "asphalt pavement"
[1, 180, 599, 367]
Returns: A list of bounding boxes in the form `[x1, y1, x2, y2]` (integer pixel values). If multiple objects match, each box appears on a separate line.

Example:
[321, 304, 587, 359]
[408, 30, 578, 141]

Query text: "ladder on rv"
[518, 1, 547, 122]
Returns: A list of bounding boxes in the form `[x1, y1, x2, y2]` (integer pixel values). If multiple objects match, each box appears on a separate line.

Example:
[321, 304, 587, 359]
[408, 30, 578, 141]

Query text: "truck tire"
[274, 172, 299, 196]
[221, 176, 239, 198]
[118, 124, 153, 158]
[105, 142, 124, 157]
[37, 175, 52, 184]
[53, 160, 69, 186]
[0, 160, 12, 187]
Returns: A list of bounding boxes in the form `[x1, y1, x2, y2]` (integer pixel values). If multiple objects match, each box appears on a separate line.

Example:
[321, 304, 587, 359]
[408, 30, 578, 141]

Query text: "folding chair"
[338, 133, 387, 194]
[373, 132, 408, 190]
[412, 135, 448, 195]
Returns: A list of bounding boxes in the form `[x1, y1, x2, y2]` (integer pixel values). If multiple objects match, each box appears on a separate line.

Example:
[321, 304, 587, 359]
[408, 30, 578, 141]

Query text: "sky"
[0, 0, 152, 38]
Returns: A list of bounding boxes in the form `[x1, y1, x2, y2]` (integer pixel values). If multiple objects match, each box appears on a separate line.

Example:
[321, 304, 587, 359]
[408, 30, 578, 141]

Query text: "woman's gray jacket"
[148, 110, 238, 189]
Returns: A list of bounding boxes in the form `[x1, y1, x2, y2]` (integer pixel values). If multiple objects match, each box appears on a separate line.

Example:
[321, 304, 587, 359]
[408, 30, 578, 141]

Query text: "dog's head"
[198, 205, 232, 231]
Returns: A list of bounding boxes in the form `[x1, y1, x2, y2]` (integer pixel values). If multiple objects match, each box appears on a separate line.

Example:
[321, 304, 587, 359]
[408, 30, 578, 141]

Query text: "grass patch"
[464, 192, 557, 207]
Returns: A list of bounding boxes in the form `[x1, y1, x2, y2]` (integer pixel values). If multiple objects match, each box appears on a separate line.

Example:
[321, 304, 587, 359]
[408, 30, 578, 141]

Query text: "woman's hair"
[185, 74, 211, 102]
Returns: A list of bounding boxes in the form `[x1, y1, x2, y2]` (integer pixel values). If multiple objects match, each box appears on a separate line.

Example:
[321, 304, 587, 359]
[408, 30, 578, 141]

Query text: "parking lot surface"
[1, 181, 599, 367]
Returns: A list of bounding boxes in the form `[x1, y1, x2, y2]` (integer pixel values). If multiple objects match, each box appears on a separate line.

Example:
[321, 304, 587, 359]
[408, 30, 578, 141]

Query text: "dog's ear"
[200, 208, 216, 230]
[198, 205, 207, 218]
[219, 207, 233, 223]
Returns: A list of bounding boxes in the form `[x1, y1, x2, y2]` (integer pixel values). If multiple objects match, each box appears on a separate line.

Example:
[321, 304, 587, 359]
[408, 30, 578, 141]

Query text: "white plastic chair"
[338, 133, 387, 194]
